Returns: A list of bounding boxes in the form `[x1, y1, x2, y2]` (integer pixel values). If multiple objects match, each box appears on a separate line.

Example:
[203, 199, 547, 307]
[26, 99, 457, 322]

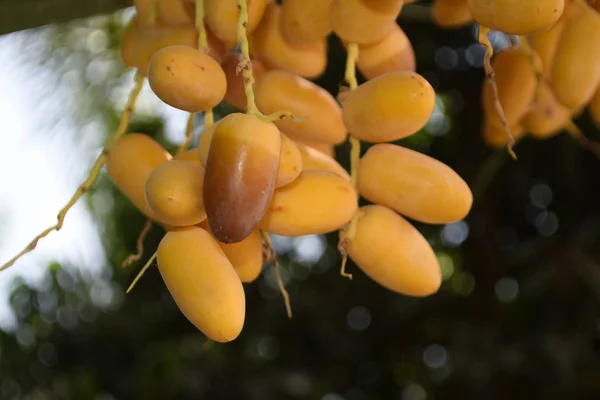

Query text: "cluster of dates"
[475, 0, 600, 147]
[105, 0, 475, 343]
[6, 0, 596, 344]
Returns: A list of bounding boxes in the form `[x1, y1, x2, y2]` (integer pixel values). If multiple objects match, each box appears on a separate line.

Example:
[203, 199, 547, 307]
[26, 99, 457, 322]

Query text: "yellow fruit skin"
[198, 122, 300, 188]
[342, 71, 436, 143]
[357, 24, 416, 80]
[205, 0, 268, 49]
[529, 2, 579, 78]
[200, 220, 263, 283]
[157, 227, 246, 343]
[204, 113, 281, 243]
[329, 0, 403, 45]
[280, 0, 333, 45]
[222, 53, 266, 111]
[357, 144, 472, 224]
[148, 46, 226, 112]
[173, 149, 202, 165]
[293, 139, 335, 158]
[467, 0, 564, 35]
[144, 160, 207, 227]
[551, 2, 600, 110]
[197, 122, 219, 167]
[120, 16, 140, 68]
[106, 134, 172, 221]
[250, 3, 328, 79]
[276, 134, 303, 188]
[482, 117, 525, 148]
[135, 27, 226, 76]
[295, 142, 350, 181]
[343, 205, 442, 297]
[482, 49, 536, 125]
[255, 70, 347, 144]
[156, 0, 194, 26]
[522, 83, 571, 139]
[589, 88, 600, 128]
[134, 0, 154, 27]
[432, 0, 473, 29]
[135, 27, 196, 75]
[259, 170, 358, 237]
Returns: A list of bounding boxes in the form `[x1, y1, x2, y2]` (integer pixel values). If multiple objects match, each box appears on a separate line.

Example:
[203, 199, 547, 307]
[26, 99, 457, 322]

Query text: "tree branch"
[0, 0, 131, 36]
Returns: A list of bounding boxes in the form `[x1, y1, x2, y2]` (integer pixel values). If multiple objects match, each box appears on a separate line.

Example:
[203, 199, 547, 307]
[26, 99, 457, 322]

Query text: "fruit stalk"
[261, 230, 292, 318]
[196, 0, 214, 127]
[126, 250, 158, 293]
[344, 43, 362, 191]
[236, 0, 301, 122]
[178, 111, 196, 154]
[236, 0, 260, 117]
[149, 0, 157, 26]
[518, 35, 544, 107]
[478, 25, 517, 160]
[122, 219, 153, 268]
[337, 42, 362, 280]
[0, 71, 145, 273]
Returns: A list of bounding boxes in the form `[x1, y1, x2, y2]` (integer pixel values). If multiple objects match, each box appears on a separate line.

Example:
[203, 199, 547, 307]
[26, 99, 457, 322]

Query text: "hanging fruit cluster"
[2, 0, 598, 344]
[471, 0, 600, 151]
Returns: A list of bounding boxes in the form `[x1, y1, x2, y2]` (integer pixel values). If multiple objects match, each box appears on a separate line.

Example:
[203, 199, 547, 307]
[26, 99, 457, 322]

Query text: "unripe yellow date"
[197, 122, 219, 167]
[135, 27, 226, 76]
[200, 220, 263, 283]
[357, 24, 416, 80]
[329, 0, 403, 45]
[204, 113, 281, 243]
[144, 160, 207, 227]
[342, 71, 436, 143]
[432, 0, 473, 29]
[467, 0, 564, 35]
[255, 70, 347, 145]
[148, 46, 226, 113]
[106, 134, 172, 221]
[551, 1, 600, 110]
[529, 2, 578, 78]
[342, 205, 442, 297]
[222, 53, 266, 111]
[522, 83, 571, 139]
[173, 149, 202, 165]
[293, 139, 335, 158]
[280, 0, 333, 45]
[295, 142, 350, 181]
[156, 0, 194, 27]
[482, 48, 536, 125]
[250, 3, 328, 79]
[357, 144, 472, 224]
[120, 16, 140, 68]
[276, 134, 303, 189]
[482, 116, 525, 148]
[259, 170, 358, 237]
[205, 0, 269, 49]
[134, 0, 155, 27]
[135, 27, 195, 75]
[157, 227, 245, 342]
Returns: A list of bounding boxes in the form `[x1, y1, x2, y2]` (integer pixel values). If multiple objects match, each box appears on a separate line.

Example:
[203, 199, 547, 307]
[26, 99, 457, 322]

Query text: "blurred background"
[2, 1, 600, 400]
